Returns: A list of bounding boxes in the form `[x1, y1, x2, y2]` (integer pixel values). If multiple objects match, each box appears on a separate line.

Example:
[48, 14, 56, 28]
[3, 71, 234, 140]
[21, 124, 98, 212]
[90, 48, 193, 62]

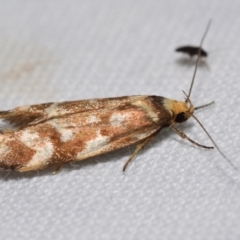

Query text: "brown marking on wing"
[35, 124, 86, 167]
[0, 136, 36, 170]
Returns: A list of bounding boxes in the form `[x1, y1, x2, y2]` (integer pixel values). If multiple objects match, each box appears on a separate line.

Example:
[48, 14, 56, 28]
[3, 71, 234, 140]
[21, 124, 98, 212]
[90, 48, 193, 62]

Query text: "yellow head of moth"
[163, 98, 194, 125]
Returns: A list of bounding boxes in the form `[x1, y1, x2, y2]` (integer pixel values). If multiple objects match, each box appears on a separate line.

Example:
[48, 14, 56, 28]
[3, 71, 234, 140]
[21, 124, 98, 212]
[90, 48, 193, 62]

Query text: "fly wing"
[0, 96, 147, 129]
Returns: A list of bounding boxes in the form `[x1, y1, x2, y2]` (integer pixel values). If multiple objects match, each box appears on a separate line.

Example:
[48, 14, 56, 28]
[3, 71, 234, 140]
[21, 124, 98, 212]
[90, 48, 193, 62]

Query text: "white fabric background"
[0, 1, 240, 240]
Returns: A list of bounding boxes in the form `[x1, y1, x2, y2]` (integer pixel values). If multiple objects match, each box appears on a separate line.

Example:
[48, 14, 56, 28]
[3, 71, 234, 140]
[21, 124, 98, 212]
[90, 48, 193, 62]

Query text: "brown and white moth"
[0, 21, 236, 172]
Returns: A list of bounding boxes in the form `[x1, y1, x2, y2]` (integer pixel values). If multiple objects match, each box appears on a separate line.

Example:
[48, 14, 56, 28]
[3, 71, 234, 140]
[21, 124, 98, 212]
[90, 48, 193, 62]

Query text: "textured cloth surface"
[0, 1, 240, 240]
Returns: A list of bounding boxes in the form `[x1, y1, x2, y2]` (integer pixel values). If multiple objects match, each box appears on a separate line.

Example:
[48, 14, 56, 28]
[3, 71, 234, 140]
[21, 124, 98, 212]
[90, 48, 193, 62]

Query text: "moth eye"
[175, 112, 187, 123]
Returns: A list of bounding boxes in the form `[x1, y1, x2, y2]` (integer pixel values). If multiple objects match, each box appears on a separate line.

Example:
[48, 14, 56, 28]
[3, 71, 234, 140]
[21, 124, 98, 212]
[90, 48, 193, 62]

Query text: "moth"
[0, 21, 236, 172]
[176, 46, 208, 58]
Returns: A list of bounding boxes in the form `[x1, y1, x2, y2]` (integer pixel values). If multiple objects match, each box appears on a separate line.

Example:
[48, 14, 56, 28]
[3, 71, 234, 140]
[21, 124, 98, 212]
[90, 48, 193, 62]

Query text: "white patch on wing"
[110, 113, 129, 127]
[59, 129, 73, 142]
[88, 116, 100, 124]
[20, 130, 54, 167]
[45, 102, 75, 117]
[0, 139, 11, 161]
[48, 120, 74, 142]
[44, 103, 59, 116]
[21, 130, 41, 146]
[15, 105, 31, 111]
[77, 130, 110, 156]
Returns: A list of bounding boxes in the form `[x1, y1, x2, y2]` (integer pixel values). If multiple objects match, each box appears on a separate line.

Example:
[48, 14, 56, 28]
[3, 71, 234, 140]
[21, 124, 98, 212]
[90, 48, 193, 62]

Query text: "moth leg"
[170, 126, 213, 149]
[52, 163, 64, 174]
[123, 131, 159, 171]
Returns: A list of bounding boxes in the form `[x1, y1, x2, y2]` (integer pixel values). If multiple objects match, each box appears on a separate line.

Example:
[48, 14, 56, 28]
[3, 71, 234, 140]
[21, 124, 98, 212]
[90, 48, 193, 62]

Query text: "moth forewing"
[0, 96, 143, 129]
[0, 96, 172, 172]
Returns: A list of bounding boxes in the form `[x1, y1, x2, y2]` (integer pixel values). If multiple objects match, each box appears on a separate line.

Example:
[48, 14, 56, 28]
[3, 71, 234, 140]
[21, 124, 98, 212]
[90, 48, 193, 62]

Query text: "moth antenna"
[195, 101, 215, 110]
[191, 114, 238, 170]
[186, 20, 212, 103]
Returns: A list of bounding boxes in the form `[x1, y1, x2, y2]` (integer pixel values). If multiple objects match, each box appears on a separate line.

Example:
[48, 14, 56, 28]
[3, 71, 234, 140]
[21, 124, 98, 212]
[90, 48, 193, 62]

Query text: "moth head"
[164, 98, 194, 124]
